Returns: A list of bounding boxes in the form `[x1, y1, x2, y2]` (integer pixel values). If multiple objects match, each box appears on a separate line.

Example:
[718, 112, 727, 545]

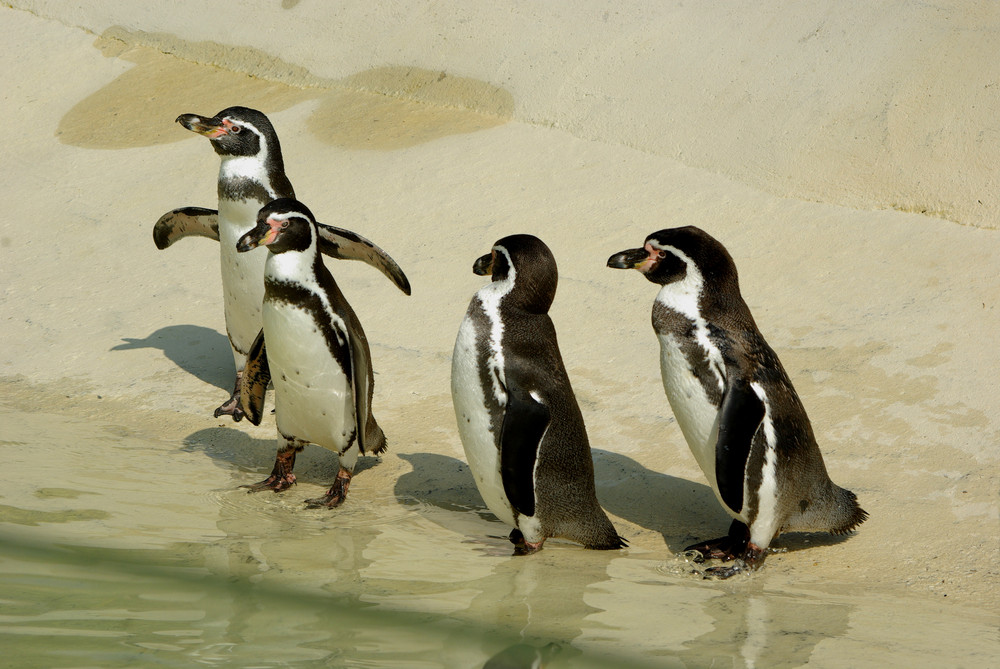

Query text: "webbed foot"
[702, 542, 768, 579]
[243, 436, 303, 494]
[685, 518, 750, 562]
[214, 372, 245, 421]
[242, 473, 296, 493]
[304, 468, 352, 509]
[509, 528, 544, 556]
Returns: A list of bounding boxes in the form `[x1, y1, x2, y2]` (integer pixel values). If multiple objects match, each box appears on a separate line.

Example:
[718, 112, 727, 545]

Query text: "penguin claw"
[304, 469, 352, 509]
[214, 373, 246, 421]
[214, 396, 245, 421]
[699, 543, 768, 579]
[242, 473, 296, 493]
[703, 561, 749, 579]
[684, 539, 741, 562]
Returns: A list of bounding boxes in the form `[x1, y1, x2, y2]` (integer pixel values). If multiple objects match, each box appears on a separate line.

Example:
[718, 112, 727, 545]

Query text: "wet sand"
[2, 4, 998, 666]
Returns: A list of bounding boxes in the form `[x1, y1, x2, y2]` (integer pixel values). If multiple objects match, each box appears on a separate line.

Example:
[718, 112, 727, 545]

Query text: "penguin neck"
[217, 147, 293, 203]
[264, 243, 321, 290]
[478, 263, 517, 316]
[653, 249, 705, 324]
[654, 251, 728, 395]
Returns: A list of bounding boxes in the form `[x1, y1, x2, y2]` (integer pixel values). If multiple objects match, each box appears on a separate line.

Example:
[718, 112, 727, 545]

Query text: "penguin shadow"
[392, 452, 484, 514]
[180, 426, 383, 485]
[593, 449, 855, 556]
[592, 448, 725, 553]
[111, 325, 232, 391]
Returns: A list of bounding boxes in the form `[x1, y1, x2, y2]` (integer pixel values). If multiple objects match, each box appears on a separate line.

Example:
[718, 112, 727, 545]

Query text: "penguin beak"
[176, 113, 227, 139]
[473, 251, 494, 276]
[236, 218, 281, 253]
[607, 247, 651, 271]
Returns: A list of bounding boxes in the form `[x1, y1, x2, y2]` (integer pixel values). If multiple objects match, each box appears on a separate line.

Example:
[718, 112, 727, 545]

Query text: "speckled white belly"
[658, 333, 744, 520]
[264, 301, 353, 453]
[451, 315, 517, 528]
[218, 198, 267, 366]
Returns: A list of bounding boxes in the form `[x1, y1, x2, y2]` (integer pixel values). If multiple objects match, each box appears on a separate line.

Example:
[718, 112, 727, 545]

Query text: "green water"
[1, 404, 997, 668]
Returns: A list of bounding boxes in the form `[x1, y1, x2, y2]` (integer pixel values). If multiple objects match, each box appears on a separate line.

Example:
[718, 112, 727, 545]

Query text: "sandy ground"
[1, 3, 998, 665]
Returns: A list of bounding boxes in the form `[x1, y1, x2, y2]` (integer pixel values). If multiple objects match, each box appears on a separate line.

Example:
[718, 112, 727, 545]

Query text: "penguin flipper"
[343, 318, 373, 457]
[499, 380, 550, 518]
[315, 223, 412, 296]
[715, 378, 765, 514]
[238, 329, 270, 426]
[153, 207, 219, 249]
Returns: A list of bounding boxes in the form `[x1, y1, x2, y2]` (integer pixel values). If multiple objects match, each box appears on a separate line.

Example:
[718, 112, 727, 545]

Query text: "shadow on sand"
[111, 325, 232, 391]
[593, 448, 854, 555]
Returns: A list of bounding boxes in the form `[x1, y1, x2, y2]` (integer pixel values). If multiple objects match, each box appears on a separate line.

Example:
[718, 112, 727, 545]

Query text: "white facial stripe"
[264, 222, 321, 297]
[477, 245, 517, 406]
[652, 244, 726, 394]
[749, 381, 779, 545]
[219, 119, 276, 198]
[267, 211, 305, 224]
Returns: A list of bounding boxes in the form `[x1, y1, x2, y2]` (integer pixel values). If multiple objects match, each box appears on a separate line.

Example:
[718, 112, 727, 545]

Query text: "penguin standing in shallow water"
[153, 106, 409, 419]
[608, 226, 866, 577]
[452, 234, 626, 554]
[234, 198, 392, 507]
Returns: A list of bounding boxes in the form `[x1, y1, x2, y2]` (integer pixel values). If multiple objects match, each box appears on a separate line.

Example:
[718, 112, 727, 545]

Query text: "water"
[1, 401, 996, 668]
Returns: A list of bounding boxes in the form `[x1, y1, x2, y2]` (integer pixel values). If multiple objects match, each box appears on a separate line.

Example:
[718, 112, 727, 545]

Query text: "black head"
[237, 198, 316, 255]
[607, 226, 740, 290]
[176, 106, 281, 160]
[473, 234, 558, 313]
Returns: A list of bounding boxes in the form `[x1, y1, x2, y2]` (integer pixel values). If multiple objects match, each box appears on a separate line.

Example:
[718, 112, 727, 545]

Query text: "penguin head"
[237, 198, 316, 255]
[607, 226, 739, 291]
[176, 106, 280, 160]
[474, 234, 557, 313]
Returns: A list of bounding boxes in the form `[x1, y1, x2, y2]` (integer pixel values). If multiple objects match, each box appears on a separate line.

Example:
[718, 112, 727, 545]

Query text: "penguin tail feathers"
[829, 487, 868, 535]
[363, 415, 387, 456]
[587, 534, 629, 550]
[582, 517, 629, 550]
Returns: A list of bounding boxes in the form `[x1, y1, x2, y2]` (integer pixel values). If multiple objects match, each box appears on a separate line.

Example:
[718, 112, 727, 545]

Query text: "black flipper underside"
[238, 329, 271, 426]
[315, 223, 412, 296]
[153, 208, 411, 296]
[715, 378, 765, 514]
[499, 380, 550, 518]
[342, 318, 370, 457]
[153, 207, 220, 249]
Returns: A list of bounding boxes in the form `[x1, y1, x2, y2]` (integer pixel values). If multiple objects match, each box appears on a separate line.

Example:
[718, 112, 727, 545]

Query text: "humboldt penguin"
[153, 106, 409, 419]
[608, 226, 866, 577]
[452, 234, 626, 554]
[235, 198, 390, 507]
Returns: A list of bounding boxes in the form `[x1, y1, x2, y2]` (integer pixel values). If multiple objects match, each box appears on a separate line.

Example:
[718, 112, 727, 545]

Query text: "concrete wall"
[13, 0, 999, 228]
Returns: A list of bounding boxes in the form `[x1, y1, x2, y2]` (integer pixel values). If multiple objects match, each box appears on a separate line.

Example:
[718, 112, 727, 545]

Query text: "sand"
[1, 3, 998, 666]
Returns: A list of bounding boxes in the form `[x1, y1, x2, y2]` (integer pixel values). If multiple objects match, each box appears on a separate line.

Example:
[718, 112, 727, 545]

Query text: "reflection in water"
[1, 401, 998, 667]
[678, 589, 851, 668]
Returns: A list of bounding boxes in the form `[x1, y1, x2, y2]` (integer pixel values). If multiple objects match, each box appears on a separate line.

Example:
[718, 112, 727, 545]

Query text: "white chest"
[217, 198, 267, 356]
[451, 309, 516, 527]
[263, 299, 353, 451]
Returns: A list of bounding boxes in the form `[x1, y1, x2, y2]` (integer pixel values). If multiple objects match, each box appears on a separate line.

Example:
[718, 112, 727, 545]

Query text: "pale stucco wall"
[11, 0, 1000, 229]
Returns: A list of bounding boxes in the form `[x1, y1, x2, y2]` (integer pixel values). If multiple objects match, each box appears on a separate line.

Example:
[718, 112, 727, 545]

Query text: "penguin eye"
[280, 220, 290, 229]
[656, 250, 666, 259]
[230, 124, 242, 134]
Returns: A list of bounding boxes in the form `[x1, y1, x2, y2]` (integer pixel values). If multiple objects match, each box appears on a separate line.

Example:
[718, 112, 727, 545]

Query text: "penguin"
[153, 106, 410, 420]
[234, 198, 390, 507]
[452, 234, 626, 554]
[607, 226, 867, 577]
